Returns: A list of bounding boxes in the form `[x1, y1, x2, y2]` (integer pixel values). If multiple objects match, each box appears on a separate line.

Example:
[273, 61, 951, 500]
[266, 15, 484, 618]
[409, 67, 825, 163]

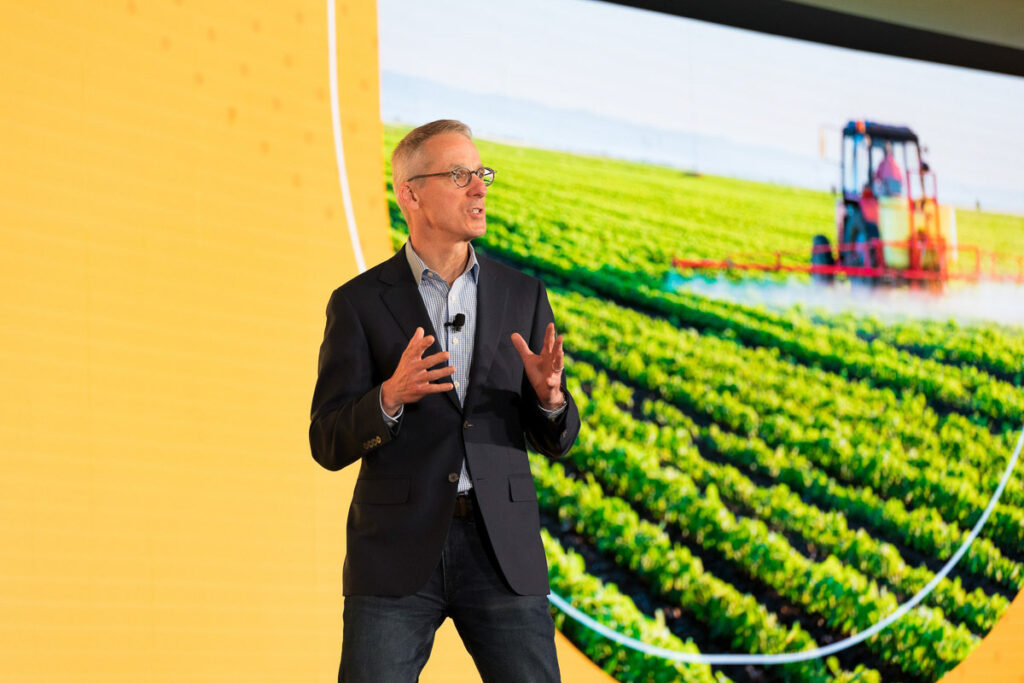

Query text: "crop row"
[551, 288, 1024, 556]
[679, 332, 1024, 515]
[648, 401, 1023, 592]
[542, 529, 727, 683]
[556, 405, 980, 680]
[568, 359, 1011, 633]
[812, 311, 1024, 386]
[533, 454, 878, 683]
[692, 416, 1021, 592]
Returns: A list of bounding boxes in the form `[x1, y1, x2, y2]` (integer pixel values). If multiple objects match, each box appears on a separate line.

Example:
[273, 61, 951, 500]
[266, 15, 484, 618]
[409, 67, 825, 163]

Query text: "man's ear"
[397, 181, 420, 212]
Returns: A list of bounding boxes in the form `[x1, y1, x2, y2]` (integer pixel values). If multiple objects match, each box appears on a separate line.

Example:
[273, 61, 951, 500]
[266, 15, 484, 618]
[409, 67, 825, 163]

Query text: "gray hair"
[391, 119, 473, 188]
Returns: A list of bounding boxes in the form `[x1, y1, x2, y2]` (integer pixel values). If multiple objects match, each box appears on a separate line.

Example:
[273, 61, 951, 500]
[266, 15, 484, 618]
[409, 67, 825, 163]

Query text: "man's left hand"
[511, 322, 565, 411]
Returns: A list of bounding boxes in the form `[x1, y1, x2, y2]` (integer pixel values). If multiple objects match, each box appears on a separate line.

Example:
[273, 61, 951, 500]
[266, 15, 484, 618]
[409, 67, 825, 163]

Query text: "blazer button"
[448, 472, 459, 483]
[463, 420, 472, 429]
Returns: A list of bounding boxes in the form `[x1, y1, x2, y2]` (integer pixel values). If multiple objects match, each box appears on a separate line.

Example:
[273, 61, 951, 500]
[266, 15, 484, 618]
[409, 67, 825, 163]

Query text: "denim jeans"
[339, 497, 561, 683]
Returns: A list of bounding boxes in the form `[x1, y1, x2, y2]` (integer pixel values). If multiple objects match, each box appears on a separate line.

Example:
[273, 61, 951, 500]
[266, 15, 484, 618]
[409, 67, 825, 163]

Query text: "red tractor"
[673, 120, 1023, 286]
[811, 120, 952, 286]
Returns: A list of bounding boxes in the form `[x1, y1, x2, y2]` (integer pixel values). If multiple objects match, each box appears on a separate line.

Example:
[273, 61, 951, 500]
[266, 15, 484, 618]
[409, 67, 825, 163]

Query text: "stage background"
[0, 1, 1021, 682]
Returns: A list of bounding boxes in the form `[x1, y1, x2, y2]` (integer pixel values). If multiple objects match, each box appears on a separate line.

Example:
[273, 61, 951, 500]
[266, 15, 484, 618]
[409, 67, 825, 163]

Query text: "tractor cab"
[841, 121, 918, 203]
[812, 120, 953, 285]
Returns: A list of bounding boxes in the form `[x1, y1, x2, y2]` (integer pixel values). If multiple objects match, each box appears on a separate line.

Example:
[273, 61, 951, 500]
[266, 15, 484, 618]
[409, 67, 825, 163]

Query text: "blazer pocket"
[352, 477, 410, 505]
[508, 473, 537, 502]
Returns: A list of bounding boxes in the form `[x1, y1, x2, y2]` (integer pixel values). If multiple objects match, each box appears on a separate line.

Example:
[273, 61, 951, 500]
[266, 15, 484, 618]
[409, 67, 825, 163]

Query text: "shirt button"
[453, 338, 458, 345]
[448, 472, 459, 483]
[454, 380, 459, 388]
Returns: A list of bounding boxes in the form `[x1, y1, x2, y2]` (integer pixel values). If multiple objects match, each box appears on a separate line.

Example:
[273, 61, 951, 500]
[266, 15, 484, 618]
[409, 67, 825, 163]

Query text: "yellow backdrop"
[0, 1, 1019, 681]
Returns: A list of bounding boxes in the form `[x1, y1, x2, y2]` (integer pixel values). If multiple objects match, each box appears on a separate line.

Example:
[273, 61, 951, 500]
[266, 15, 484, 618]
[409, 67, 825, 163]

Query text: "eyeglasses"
[406, 167, 496, 188]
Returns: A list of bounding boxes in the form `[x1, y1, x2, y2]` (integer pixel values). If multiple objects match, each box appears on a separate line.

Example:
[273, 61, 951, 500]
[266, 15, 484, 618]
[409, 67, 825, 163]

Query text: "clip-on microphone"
[444, 313, 466, 332]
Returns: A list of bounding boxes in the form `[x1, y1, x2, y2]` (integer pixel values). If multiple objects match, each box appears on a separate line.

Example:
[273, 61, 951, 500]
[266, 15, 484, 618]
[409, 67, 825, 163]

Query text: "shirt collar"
[404, 241, 480, 287]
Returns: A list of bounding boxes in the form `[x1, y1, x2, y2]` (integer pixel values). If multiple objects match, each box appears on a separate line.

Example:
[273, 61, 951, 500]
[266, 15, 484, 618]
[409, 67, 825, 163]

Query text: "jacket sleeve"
[308, 288, 394, 471]
[520, 280, 580, 459]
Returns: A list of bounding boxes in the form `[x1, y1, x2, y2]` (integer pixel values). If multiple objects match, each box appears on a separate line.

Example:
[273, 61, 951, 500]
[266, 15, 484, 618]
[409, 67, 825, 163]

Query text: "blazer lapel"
[379, 248, 462, 413]
[463, 257, 508, 415]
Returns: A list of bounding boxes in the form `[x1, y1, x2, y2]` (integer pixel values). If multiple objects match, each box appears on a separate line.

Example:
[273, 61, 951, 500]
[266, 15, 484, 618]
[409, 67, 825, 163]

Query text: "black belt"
[453, 493, 473, 517]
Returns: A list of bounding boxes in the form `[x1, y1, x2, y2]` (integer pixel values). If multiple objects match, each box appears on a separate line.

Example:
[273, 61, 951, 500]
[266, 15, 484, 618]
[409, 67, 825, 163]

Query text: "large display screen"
[380, 1, 1024, 680]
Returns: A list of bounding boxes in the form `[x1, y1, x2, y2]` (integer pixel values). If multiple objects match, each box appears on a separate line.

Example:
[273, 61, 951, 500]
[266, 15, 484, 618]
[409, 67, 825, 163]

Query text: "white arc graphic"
[327, 0, 366, 273]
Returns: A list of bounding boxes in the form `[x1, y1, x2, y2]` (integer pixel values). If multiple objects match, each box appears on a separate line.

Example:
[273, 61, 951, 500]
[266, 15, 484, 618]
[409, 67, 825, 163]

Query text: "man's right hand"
[380, 327, 455, 416]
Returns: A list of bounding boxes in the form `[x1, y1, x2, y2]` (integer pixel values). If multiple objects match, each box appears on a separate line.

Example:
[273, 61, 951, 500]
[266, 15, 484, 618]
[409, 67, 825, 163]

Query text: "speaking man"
[309, 119, 580, 682]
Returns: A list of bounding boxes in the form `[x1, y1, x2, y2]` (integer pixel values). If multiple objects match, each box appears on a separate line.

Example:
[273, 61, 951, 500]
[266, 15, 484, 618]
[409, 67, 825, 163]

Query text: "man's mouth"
[469, 208, 485, 217]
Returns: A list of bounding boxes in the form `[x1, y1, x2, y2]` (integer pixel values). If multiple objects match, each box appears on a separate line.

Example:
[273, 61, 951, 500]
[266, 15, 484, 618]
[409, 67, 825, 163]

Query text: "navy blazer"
[309, 247, 580, 596]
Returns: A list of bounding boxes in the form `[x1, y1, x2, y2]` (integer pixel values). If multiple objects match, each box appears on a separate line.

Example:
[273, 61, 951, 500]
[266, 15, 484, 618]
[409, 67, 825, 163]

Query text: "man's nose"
[467, 173, 488, 196]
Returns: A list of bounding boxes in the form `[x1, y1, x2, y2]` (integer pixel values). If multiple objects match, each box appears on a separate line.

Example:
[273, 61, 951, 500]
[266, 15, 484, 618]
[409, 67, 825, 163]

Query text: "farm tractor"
[673, 120, 1023, 287]
[812, 120, 952, 286]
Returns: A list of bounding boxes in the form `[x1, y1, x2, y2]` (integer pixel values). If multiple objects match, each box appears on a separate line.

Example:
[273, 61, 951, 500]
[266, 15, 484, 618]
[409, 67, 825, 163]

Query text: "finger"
[424, 366, 457, 381]
[403, 327, 424, 354]
[418, 350, 451, 368]
[403, 328, 429, 358]
[543, 322, 555, 355]
[406, 335, 435, 362]
[421, 381, 454, 394]
[510, 332, 531, 360]
[553, 335, 564, 371]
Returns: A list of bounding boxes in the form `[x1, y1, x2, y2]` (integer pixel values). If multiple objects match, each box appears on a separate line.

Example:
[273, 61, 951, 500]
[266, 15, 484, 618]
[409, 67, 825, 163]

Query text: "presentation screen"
[379, 1, 1024, 681]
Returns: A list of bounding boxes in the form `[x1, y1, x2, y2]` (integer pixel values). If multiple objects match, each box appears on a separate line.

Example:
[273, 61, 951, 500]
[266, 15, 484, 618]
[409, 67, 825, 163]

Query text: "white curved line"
[327, 0, 366, 273]
[549, 421, 1024, 665]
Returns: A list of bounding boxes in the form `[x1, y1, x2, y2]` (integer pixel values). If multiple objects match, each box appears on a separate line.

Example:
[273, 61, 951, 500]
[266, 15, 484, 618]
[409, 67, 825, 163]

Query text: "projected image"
[379, 1, 1024, 680]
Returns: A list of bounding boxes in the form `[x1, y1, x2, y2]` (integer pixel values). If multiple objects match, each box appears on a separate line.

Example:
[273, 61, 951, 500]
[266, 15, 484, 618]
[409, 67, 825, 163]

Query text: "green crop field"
[382, 125, 1024, 683]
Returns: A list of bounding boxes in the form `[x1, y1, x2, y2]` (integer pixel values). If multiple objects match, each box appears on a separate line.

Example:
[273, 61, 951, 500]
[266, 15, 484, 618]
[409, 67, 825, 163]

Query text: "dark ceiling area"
[605, 0, 1024, 77]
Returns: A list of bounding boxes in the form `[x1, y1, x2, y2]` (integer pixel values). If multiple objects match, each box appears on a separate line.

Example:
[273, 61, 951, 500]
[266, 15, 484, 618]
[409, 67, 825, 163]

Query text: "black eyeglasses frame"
[405, 167, 496, 188]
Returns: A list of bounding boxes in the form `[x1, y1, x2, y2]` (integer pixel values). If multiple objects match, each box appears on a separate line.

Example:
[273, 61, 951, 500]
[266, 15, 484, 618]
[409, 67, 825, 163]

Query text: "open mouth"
[469, 208, 485, 217]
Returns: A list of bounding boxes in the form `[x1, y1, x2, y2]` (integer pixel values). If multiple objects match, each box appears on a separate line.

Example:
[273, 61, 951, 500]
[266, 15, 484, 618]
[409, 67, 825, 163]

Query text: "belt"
[453, 493, 474, 517]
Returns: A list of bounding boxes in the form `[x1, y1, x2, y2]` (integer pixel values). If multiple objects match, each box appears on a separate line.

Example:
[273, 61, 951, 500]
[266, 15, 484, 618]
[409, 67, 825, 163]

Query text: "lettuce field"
[383, 125, 1024, 683]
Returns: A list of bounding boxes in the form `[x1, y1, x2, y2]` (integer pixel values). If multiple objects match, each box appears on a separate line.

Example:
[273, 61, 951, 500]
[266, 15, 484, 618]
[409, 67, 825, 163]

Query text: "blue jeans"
[339, 497, 561, 683]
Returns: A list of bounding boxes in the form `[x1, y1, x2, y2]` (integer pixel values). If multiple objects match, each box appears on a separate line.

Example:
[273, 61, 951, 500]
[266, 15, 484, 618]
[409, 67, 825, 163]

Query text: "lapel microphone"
[444, 313, 466, 332]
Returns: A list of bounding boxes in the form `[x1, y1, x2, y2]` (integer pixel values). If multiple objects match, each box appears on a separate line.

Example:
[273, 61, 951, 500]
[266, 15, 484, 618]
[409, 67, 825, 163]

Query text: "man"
[874, 140, 903, 197]
[309, 119, 580, 682]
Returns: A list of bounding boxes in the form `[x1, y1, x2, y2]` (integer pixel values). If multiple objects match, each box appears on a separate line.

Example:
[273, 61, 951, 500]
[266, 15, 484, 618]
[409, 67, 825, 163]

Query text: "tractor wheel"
[851, 222, 881, 287]
[810, 234, 835, 285]
[842, 209, 881, 286]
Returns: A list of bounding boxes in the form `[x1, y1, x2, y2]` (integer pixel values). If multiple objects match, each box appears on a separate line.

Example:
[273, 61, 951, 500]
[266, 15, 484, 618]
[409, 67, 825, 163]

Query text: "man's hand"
[511, 322, 565, 411]
[380, 327, 455, 416]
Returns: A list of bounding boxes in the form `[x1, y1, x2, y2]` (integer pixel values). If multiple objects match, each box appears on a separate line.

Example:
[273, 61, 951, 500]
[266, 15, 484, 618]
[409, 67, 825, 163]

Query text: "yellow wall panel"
[0, 1, 366, 679]
[941, 586, 1024, 683]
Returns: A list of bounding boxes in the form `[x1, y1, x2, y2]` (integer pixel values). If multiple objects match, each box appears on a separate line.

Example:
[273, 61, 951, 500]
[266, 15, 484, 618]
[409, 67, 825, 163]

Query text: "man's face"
[406, 133, 488, 244]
